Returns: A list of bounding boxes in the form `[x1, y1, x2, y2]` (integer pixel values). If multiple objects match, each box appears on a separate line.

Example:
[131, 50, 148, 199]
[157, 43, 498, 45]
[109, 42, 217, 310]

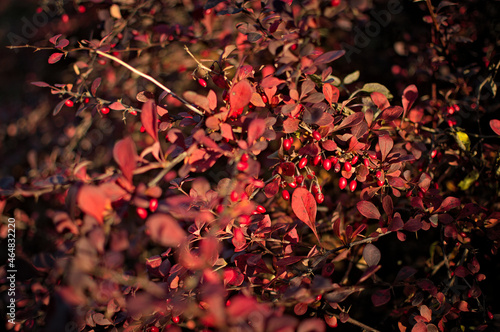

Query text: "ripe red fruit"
[312, 130, 321, 141]
[289, 181, 297, 188]
[149, 198, 158, 212]
[150, 327, 159, 332]
[330, 156, 338, 165]
[65, 99, 74, 107]
[295, 175, 304, 185]
[323, 158, 332, 171]
[78, 5, 86, 13]
[172, 316, 180, 323]
[137, 207, 148, 219]
[230, 191, 239, 202]
[375, 170, 383, 179]
[344, 162, 352, 172]
[339, 177, 347, 190]
[298, 157, 308, 169]
[431, 150, 437, 158]
[283, 138, 292, 151]
[84, 97, 90, 104]
[237, 161, 248, 171]
[315, 193, 324, 204]
[312, 185, 320, 194]
[290, 44, 298, 51]
[198, 78, 207, 87]
[351, 155, 358, 165]
[256, 205, 266, 213]
[315, 294, 322, 301]
[241, 153, 249, 162]
[313, 155, 322, 166]
[363, 158, 370, 168]
[488, 311, 494, 320]
[129, 110, 137, 115]
[349, 180, 357, 192]
[282, 190, 290, 200]
[331, 0, 341, 6]
[101, 107, 110, 115]
[261, 94, 268, 104]
[377, 179, 384, 187]
[62, 14, 69, 23]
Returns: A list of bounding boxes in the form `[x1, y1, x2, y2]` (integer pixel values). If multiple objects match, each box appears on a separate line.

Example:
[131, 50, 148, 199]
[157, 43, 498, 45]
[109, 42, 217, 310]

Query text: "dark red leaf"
[314, 50, 345, 65]
[55, 38, 69, 49]
[356, 201, 381, 220]
[31, 81, 50, 87]
[371, 288, 391, 307]
[232, 228, 247, 252]
[276, 256, 305, 266]
[402, 84, 418, 112]
[49, 34, 62, 45]
[113, 137, 137, 184]
[335, 112, 364, 131]
[454, 266, 469, 278]
[404, 218, 422, 232]
[436, 196, 460, 213]
[48, 52, 64, 64]
[91, 77, 101, 96]
[141, 100, 158, 141]
[379, 134, 393, 161]
[389, 213, 404, 231]
[363, 244, 381, 266]
[230, 79, 253, 110]
[260, 76, 285, 88]
[283, 117, 301, 133]
[294, 303, 308, 316]
[247, 118, 266, 145]
[395, 266, 417, 282]
[382, 195, 394, 216]
[264, 177, 280, 198]
[146, 214, 187, 247]
[53, 99, 66, 116]
[297, 318, 326, 332]
[490, 119, 500, 135]
[292, 188, 319, 242]
[379, 106, 403, 122]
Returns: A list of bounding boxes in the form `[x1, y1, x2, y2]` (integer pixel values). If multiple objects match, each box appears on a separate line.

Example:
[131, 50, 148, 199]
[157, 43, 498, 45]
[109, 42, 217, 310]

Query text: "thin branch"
[184, 45, 216, 75]
[147, 151, 187, 188]
[94, 50, 204, 116]
[332, 313, 381, 332]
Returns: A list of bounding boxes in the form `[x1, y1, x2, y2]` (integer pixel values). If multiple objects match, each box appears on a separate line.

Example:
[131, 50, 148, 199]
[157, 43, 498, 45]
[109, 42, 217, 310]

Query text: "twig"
[184, 45, 216, 75]
[147, 151, 187, 188]
[94, 50, 204, 116]
[332, 313, 381, 332]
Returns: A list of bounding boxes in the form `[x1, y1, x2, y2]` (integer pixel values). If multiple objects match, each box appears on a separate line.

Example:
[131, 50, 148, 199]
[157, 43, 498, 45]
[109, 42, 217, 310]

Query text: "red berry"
[239, 215, 251, 225]
[312, 130, 321, 141]
[256, 205, 266, 214]
[331, 0, 341, 6]
[226, 300, 231, 307]
[237, 161, 248, 171]
[101, 107, 110, 114]
[315, 193, 324, 204]
[316, 294, 322, 301]
[172, 316, 180, 323]
[488, 311, 494, 320]
[377, 179, 384, 187]
[351, 155, 358, 165]
[375, 170, 383, 179]
[282, 190, 290, 200]
[140, 125, 146, 133]
[150, 327, 159, 332]
[283, 138, 292, 151]
[289, 181, 297, 188]
[431, 150, 437, 158]
[330, 156, 338, 165]
[296, 175, 304, 185]
[62, 14, 69, 23]
[216, 204, 224, 214]
[363, 158, 370, 168]
[205, 9, 212, 15]
[298, 157, 308, 169]
[339, 177, 347, 190]
[241, 153, 249, 162]
[198, 78, 207, 87]
[261, 94, 268, 104]
[313, 155, 322, 166]
[78, 5, 86, 13]
[230, 191, 239, 202]
[312, 185, 320, 194]
[149, 198, 158, 212]
[290, 44, 297, 51]
[129, 110, 137, 115]
[323, 158, 332, 171]
[84, 97, 90, 104]
[334, 162, 341, 173]
[453, 104, 460, 112]
[137, 207, 148, 219]
[344, 162, 352, 172]
[349, 180, 357, 192]
[65, 99, 74, 107]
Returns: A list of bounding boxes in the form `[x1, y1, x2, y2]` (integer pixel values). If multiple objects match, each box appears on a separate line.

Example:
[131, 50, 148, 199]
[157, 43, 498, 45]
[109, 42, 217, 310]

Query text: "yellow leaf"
[455, 131, 470, 151]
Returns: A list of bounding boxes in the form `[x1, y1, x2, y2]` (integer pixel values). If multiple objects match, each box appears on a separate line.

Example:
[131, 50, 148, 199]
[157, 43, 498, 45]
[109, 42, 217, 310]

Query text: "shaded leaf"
[31, 81, 50, 87]
[141, 100, 158, 141]
[314, 50, 345, 65]
[53, 99, 66, 116]
[436, 196, 460, 213]
[356, 201, 381, 220]
[363, 244, 381, 266]
[379, 106, 403, 122]
[360, 83, 392, 98]
[91, 77, 102, 96]
[402, 84, 418, 112]
[323, 84, 340, 104]
[292, 188, 319, 242]
[232, 228, 247, 252]
[146, 214, 187, 247]
[335, 112, 364, 131]
[77, 185, 110, 224]
[379, 134, 393, 161]
[283, 117, 300, 133]
[371, 288, 391, 307]
[411, 322, 428, 332]
[247, 118, 266, 145]
[297, 318, 326, 332]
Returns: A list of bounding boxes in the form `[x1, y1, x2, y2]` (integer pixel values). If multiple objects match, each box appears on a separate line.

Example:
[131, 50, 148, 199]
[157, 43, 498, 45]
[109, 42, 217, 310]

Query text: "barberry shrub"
[2, 0, 500, 331]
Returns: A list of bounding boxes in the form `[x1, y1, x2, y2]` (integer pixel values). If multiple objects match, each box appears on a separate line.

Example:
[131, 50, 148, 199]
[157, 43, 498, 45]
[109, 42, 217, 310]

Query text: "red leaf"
[108, 101, 125, 110]
[77, 185, 110, 224]
[379, 106, 403, 122]
[283, 117, 300, 133]
[207, 90, 217, 110]
[250, 92, 266, 107]
[297, 318, 326, 332]
[226, 296, 259, 319]
[229, 79, 253, 111]
[146, 214, 186, 247]
[294, 303, 308, 316]
[411, 322, 428, 332]
[314, 50, 345, 64]
[113, 137, 137, 183]
[418, 173, 432, 191]
[276, 256, 305, 267]
[292, 188, 319, 242]
[379, 134, 393, 161]
[48, 52, 64, 64]
[420, 305, 432, 321]
[91, 77, 101, 96]
[141, 100, 158, 141]
[363, 243, 381, 266]
[404, 218, 422, 232]
[371, 92, 390, 110]
[490, 119, 500, 135]
[260, 76, 285, 88]
[247, 118, 266, 145]
[382, 195, 394, 216]
[389, 213, 404, 231]
[371, 288, 391, 307]
[49, 34, 62, 45]
[56, 38, 69, 49]
[356, 201, 381, 220]
[53, 99, 66, 116]
[402, 84, 418, 112]
[436, 196, 460, 213]
[232, 228, 247, 252]
[323, 83, 340, 104]
[31, 81, 50, 87]
[454, 266, 469, 278]
[335, 112, 364, 131]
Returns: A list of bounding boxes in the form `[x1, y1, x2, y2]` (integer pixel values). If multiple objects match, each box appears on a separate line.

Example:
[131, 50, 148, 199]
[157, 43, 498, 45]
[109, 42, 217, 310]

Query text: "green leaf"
[458, 170, 480, 190]
[343, 71, 360, 85]
[353, 83, 393, 99]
